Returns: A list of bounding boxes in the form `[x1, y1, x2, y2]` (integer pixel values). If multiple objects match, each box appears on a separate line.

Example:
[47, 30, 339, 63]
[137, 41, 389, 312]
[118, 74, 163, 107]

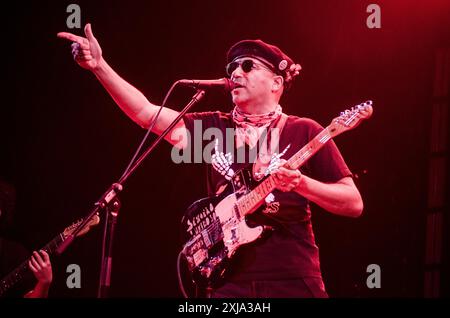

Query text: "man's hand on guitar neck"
[273, 159, 303, 192]
[24, 250, 53, 298]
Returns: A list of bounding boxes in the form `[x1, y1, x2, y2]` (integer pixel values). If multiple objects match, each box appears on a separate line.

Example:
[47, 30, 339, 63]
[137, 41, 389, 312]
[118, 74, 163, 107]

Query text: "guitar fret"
[266, 178, 273, 192]
[249, 194, 255, 206]
[47, 240, 56, 253]
[255, 186, 262, 200]
[319, 135, 331, 143]
[253, 193, 259, 205]
[243, 198, 248, 213]
[257, 183, 263, 195]
[253, 191, 260, 202]
[270, 176, 276, 189]
[49, 236, 62, 253]
[318, 131, 331, 144]
[239, 199, 245, 213]
[244, 196, 250, 210]
[261, 180, 267, 194]
[300, 149, 311, 161]
[265, 178, 272, 191]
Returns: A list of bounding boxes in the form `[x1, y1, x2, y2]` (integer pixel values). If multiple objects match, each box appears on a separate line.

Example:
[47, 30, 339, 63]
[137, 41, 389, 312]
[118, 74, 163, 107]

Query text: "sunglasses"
[225, 59, 274, 77]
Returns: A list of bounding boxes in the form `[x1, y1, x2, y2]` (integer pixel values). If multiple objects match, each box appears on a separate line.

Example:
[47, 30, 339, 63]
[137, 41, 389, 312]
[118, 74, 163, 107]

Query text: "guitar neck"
[236, 125, 335, 217]
[0, 233, 64, 296]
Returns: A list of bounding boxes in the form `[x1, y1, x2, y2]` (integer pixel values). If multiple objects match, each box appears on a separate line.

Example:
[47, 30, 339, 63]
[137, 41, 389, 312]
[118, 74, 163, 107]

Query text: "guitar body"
[181, 167, 265, 287]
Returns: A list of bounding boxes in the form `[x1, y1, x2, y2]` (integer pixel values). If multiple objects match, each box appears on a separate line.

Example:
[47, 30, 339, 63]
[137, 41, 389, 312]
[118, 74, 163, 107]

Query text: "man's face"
[228, 57, 277, 109]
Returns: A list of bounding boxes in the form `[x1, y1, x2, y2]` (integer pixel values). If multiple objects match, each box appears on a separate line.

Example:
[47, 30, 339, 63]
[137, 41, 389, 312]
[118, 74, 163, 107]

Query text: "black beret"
[226, 39, 299, 85]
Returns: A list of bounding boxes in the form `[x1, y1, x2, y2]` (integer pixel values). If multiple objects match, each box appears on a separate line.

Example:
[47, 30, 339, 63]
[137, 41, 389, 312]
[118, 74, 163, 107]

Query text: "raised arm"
[57, 24, 187, 148]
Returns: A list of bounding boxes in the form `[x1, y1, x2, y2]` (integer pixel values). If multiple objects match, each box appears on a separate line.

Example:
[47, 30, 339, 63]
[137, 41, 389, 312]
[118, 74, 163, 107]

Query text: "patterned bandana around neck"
[232, 105, 283, 148]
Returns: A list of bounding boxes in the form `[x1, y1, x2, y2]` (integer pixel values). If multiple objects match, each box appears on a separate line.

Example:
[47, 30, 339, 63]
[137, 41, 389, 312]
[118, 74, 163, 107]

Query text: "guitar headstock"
[329, 100, 373, 137]
[63, 214, 100, 238]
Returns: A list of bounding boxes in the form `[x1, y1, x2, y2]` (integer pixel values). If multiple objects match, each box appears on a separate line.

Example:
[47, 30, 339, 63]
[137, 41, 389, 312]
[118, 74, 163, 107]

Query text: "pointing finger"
[57, 32, 84, 43]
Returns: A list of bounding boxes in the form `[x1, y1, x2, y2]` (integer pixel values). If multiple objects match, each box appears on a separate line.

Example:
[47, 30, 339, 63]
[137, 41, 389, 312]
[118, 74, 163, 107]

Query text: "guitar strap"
[265, 112, 289, 155]
[252, 113, 289, 179]
[273, 113, 289, 141]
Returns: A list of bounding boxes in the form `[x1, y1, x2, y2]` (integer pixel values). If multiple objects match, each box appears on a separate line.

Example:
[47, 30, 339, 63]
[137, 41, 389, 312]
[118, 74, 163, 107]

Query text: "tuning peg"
[362, 100, 373, 109]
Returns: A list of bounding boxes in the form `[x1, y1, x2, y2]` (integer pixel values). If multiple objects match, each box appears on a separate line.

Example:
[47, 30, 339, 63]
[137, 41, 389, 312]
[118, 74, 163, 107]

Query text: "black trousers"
[201, 277, 328, 298]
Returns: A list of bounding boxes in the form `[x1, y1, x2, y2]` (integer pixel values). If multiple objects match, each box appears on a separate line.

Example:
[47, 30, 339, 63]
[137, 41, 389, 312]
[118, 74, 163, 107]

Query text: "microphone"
[178, 78, 235, 91]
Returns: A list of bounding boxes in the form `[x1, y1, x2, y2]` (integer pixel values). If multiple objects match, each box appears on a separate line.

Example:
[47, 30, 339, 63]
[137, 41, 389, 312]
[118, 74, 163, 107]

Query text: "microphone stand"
[97, 197, 120, 298]
[56, 88, 206, 298]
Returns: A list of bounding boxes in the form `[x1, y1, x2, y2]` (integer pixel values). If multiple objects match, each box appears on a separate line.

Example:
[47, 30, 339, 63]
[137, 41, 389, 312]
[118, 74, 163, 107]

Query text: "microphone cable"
[177, 249, 189, 298]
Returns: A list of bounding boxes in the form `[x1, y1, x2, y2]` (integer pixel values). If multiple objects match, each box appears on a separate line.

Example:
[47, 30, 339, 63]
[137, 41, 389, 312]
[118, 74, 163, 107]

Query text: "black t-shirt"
[183, 111, 351, 281]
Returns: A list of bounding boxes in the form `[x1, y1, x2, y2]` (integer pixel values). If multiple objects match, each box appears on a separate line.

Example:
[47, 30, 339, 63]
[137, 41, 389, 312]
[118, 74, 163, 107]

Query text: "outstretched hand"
[57, 23, 102, 70]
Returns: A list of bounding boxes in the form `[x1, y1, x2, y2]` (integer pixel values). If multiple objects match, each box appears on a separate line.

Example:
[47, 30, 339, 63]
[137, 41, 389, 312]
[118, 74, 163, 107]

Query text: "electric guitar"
[0, 215, 100, 296]
[181, 100, 373, 287]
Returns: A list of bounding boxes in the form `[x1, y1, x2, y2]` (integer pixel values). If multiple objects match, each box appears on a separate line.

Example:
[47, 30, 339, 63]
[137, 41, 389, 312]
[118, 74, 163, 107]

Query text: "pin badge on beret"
[278, 59, 288, 71]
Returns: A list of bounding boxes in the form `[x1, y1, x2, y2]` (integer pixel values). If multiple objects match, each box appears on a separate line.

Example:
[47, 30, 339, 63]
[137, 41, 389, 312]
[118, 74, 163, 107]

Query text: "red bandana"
[232, 105, 282, 148]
